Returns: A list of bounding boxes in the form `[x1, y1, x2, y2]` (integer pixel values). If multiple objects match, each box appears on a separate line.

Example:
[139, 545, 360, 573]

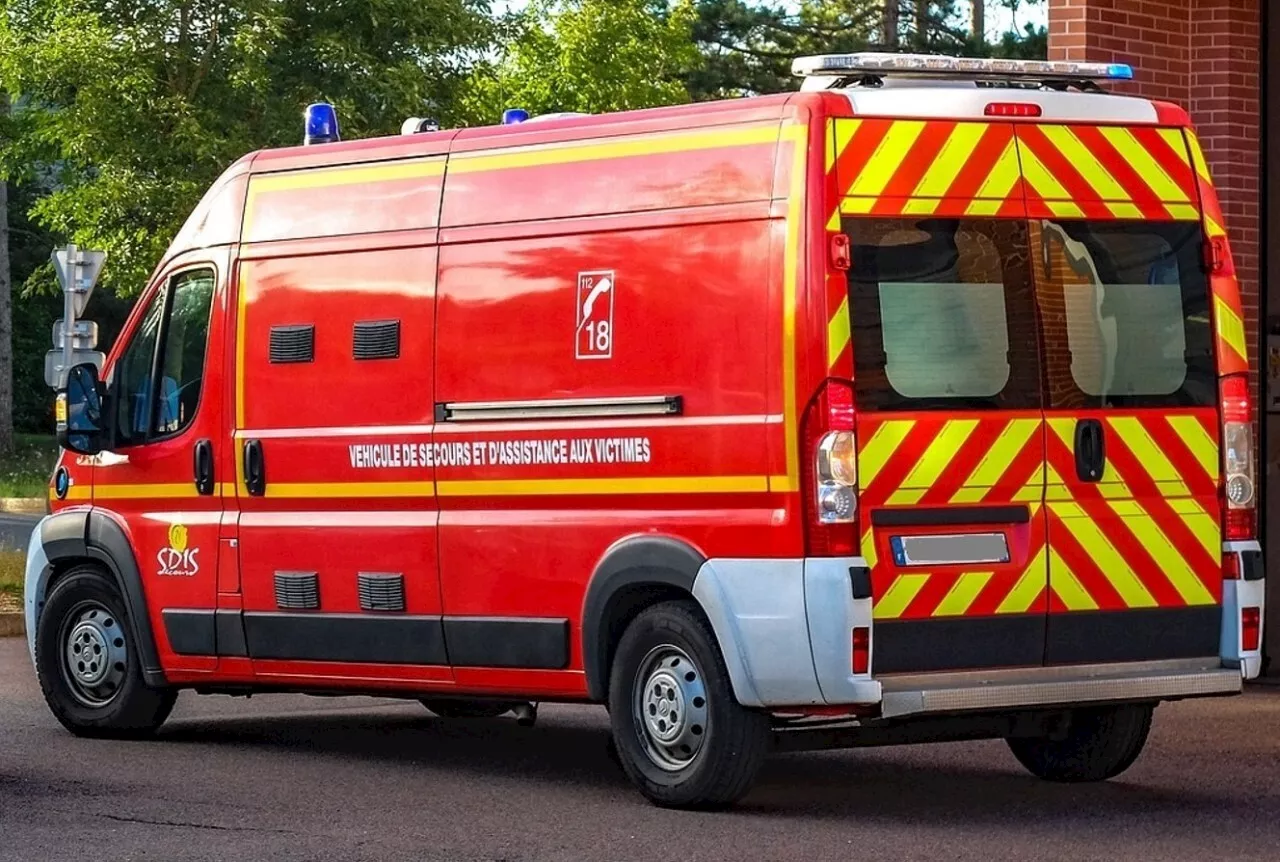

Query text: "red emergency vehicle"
[31, 53, 1264, 808]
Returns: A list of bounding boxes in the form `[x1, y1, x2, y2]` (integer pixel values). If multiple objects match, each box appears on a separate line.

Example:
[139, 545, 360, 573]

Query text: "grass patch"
[0, 547, 24, 601]
[0, 433, 57, 498]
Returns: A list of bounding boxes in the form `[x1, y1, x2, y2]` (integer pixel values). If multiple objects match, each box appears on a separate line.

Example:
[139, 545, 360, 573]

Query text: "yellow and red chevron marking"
[1043, 412, 1222, 611]
[1015, 124, 1199, 221]
[867, 505, 1049, 621]
[1185, 129, 1250, 375]
[858, 414, 1044, 509]
[829, 119, 1023, 222]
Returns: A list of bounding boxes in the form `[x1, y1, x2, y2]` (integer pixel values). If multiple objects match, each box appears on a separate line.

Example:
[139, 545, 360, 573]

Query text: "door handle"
[243, 439, 265, 496]
[193, 439, 215, 495]
[1073, 419, 1105, 483]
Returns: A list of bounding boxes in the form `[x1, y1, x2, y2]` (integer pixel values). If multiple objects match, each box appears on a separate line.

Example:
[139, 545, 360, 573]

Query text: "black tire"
[1007, 704, 1154, 783]
[607, 599, 770, 809]
[35, 566, 176, 738]
[419, 698, 517, 719]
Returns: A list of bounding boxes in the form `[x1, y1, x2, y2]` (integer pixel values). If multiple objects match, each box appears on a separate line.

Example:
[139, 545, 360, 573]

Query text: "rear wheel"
[35, 566, 176, 738]
[418, 698, 519, 719]
[1007, 704, 1154, 782]
[607, 600, 770, 809]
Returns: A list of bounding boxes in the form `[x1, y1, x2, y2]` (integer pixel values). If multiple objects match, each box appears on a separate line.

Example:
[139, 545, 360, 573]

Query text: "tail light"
[801, 380, 858, 556]
[1220, 374, 1255, 540]
[1242, 607, 1261, 652]
[851, 626, 870, 675]
[984, 102, 1042, 118]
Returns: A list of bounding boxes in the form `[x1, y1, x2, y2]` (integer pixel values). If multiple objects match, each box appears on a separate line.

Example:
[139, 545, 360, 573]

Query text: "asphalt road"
[0, 514, 39, 553]
[1, 639, 1278, 862]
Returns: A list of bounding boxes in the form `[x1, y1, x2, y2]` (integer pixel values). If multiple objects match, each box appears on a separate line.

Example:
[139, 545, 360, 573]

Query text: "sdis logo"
[157, 523, 200, 577]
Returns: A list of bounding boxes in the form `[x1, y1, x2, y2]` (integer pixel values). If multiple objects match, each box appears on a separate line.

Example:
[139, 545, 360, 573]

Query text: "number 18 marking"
[576, 270, 615, 360]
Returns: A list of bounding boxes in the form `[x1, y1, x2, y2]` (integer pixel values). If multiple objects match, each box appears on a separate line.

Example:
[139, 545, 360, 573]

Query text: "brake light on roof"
[791, 53, 1135, 82]
[985, 102, 1042, 118]
[1220, 374, 1255, 540]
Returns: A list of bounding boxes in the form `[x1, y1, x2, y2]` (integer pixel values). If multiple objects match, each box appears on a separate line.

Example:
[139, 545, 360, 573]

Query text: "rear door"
[830, 118, 1049, 675]
[1016, 124, 1222, 664]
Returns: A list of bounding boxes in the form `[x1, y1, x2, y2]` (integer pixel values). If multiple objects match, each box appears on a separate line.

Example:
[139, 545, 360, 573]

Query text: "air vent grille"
[353, 320, 401, 360]
[274, 572, 320, 610]
[270, 325, 315, 364]
[358, 573, 406, 612]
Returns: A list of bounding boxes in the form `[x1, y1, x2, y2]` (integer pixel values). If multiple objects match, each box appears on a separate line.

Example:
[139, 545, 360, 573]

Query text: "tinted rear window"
[844, 218, 1042, 412]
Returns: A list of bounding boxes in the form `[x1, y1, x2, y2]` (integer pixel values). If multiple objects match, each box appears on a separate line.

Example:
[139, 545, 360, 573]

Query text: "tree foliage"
[0, 0, 493, 296]
[460, 0, 699, 123]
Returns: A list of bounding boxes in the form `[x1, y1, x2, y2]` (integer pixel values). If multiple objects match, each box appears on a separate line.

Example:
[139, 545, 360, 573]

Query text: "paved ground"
[0, 514, 39, 553]
[1, 639, 1277, 862]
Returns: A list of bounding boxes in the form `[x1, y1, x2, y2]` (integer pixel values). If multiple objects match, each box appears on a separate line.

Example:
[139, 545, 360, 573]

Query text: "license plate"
[890, 533, 1010, 566]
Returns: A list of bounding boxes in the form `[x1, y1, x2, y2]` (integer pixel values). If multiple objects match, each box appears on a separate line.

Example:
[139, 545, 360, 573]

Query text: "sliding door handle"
[193, 439, 215, 495]
[243, 439, 265, 496]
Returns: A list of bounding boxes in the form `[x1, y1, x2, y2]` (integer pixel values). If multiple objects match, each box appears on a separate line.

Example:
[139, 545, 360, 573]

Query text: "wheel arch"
[34, 509, 167, 687]
[581, 536, 708, 702]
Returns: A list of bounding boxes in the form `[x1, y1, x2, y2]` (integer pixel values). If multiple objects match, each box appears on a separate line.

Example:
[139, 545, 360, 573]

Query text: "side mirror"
[56, 363, 108, 455]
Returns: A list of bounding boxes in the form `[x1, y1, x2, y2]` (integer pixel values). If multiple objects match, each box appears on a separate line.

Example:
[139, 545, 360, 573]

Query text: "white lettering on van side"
[346, 437, 651, 470]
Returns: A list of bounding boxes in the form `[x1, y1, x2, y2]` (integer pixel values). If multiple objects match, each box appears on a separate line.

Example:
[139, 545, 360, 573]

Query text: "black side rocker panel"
[581, 536, 705, 702]
[39, 510, 168, 687]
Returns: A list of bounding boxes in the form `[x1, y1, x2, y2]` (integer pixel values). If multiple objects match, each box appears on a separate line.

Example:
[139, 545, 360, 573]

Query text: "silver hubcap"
[632, 645, 709, 771]
[61, 603, 127, 707]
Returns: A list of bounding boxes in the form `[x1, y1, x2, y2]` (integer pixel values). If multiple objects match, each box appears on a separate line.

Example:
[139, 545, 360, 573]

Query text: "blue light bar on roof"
[791, 53, 1137, 84]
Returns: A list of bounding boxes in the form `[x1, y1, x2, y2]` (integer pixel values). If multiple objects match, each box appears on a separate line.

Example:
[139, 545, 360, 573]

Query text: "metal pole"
[61, 243, 76, 387]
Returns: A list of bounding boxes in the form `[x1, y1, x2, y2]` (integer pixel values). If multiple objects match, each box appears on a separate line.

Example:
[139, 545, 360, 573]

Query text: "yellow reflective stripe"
[886, 488, 925, 506]
[912, 123, 987, 198]
[249, 158, 445, 196]
[901, 198, 939, 215]
[1164, 203, 1201, 221]
[975, 139, 1022, 200]
[1166, 497, 1220, 559]
[1107, 500, 1215, 606]
[1107, 202, 1145, 220]
[267, 481, 436, 499]
[1013, 473, 1045, 502]
[1049, 501, 1157, 608]
[92, 483, 201, 500]
[1098, 126, 1189, 202]
[1204, 214, 1227, 239]
[841, 197, 875, 214]
[965, 199, 1003, 217]
[934, 572, 993, 617]
[1214, 294, 1249, 362]
[1156, 128, 1192, 166]
[862, 527, 878, 570]
[996, 548, 1047, 614]
[1047, 418, 1075, 450]
[1018, 144, 1071, 200]
[1166, 415, 1219, 482]
[1186, 131, 1213, 183]
[1098, 480, 1133, 499]
[952, 418, 1039, 503]
[848, 121, 925, 197]
[1107, 417, 1188, 493]
[449, 125, 780, 174]
[858, 420, 915, 490]
[900, 419, 979, 489]
[437, 476, 769, 497]
[829, 119, 862, 172]
[1047, 548, 1099, 611]
[827, 294, 850, 369]
[873, 574, 930, 620]
[1048, 201, 1085, 218]
[1040, 126, 1128, 200]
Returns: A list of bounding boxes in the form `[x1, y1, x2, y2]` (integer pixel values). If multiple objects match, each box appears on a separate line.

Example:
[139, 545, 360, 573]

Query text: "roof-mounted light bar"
[791, 53, 1134, 83]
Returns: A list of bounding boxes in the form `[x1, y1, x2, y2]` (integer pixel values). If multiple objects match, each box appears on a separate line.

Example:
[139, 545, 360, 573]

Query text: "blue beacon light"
[304, 102, 340, 145]
[502, 108, 529, 125]
[1106, 63, 1135, 80]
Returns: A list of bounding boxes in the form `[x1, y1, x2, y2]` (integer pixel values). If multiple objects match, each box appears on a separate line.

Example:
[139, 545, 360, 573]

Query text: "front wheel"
[35, 566, 177, 738]
[608, 600, 770, 809]
[1007, 704, 1154, 783]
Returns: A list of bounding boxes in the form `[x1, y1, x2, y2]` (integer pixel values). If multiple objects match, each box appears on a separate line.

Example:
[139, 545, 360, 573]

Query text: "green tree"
[460, 0, 700, 123]
[0, 0, 493, 297]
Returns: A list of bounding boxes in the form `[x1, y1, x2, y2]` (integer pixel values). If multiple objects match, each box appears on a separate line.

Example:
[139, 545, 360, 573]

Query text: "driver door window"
[114, 268, 215, 445]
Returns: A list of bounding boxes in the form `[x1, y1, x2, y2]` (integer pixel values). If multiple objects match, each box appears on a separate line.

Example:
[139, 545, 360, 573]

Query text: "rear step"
[877, 658, 1241, 719]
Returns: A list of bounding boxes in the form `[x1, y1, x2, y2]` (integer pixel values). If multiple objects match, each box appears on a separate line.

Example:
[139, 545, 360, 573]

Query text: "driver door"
[91, 252, 229, 674]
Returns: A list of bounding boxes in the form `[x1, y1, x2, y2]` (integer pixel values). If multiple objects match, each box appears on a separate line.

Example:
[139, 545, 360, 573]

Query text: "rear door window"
[844, 218, 1042, 411]
[1033, 220, 1215, 408]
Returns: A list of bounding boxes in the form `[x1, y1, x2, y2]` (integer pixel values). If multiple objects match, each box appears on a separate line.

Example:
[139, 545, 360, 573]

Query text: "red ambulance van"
[31, 53, 1264, 808]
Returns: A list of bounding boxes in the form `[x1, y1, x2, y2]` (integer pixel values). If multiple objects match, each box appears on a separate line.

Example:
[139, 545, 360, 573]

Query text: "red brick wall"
[1048, 0, 1262, 387]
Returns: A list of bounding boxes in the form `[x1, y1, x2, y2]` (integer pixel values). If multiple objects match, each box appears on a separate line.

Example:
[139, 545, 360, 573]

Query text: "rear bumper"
[693, 555, 1254, 714]
[877, 659, 1241, 719]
